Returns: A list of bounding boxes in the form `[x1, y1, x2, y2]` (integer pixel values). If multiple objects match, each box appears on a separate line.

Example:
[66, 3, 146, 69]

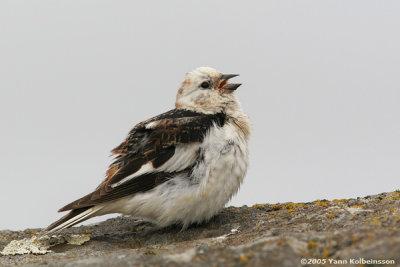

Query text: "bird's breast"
[193, 121, 249, 197]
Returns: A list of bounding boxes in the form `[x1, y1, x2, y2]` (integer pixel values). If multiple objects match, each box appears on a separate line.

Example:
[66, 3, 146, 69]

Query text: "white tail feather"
[45, 206, 103, 235]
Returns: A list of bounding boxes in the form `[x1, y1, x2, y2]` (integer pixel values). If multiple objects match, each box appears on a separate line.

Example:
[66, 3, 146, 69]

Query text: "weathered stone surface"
[1, 191, 400, 266]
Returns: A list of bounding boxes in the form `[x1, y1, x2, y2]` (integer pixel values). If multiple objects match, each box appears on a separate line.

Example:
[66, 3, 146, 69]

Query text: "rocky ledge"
[1, 191, 400, 266]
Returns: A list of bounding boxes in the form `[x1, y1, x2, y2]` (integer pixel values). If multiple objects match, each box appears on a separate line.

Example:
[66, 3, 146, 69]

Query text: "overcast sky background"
[1, 1, 399, 230]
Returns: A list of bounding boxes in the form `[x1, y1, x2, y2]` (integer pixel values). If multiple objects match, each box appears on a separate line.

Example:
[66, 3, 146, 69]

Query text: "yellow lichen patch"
[285, 202, 307, 209]
[264, 202, 309, 216]
[349, 204, 366, 209]
[239, 255, 248, 262]
[5, 233, 19, 240]
[276, 238, 285, 245]
[264, 210, 276, 218]
[242, 216, 247, 220]
[323, 248, 330, 258]
[270, 204, 281, 209]
[369, 218, 382, 225]
[307, 241, 317, 249]
[351, 236, 358, 243]
[367, 233, 375, 239]
[85, 229, 91, 233]
[327, 213, 335, 220]
[381, 195, 400, 201]
[314, 200, 330, 207]
[273, 202, 308, 211]
[331, 199, 348, 205]
[252, 204, 265, 209]
[136, 227, 144, 232]
[24, 229, 37, 235]
[254, 225, 261, 230]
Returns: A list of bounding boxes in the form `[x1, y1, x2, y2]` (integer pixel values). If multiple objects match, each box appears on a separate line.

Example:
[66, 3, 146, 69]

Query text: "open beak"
[218, 74, 241, 92]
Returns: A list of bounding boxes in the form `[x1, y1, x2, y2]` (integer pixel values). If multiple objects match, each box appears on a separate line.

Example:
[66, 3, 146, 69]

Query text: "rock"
[1, 191, 400, 266]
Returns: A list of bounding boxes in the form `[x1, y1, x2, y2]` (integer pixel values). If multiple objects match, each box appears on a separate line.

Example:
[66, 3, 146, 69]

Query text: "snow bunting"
[45, 67, 251, 234]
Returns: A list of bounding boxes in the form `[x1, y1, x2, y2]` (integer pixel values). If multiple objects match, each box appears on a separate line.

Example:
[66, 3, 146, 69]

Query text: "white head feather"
[175, 67, 244, 116]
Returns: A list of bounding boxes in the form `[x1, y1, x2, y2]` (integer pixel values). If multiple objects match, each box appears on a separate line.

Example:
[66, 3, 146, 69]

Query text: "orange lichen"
[323, 248, 331, 258]
[307, 241, 317, 249]
[276, 238, 285, 245]
[239, 255, 248, 262]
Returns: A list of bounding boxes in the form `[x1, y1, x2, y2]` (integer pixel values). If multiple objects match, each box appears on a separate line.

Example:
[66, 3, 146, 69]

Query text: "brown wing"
[58, 109, 226, 212]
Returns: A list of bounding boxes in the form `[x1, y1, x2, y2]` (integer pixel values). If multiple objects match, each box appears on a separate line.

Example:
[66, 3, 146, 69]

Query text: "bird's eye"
[200, 81, 210, 89]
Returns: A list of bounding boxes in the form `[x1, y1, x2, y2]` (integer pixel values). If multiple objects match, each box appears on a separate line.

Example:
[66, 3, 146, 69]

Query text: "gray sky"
[1, 1, 399, 230]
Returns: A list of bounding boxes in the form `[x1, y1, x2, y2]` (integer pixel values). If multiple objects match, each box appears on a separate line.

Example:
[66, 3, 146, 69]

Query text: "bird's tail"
[43, 206, 103, 235]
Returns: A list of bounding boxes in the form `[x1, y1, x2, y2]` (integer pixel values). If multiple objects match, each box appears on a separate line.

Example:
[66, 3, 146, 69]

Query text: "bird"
[45, 66, 251, 235]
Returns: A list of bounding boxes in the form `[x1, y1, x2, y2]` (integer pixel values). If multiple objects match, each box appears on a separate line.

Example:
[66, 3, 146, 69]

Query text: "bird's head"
[175, 67, 242, 115]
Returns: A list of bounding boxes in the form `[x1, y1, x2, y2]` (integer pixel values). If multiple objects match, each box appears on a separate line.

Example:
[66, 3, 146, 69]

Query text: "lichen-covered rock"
[1, 234, 90, 256]
[1, 191, 400, 266]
